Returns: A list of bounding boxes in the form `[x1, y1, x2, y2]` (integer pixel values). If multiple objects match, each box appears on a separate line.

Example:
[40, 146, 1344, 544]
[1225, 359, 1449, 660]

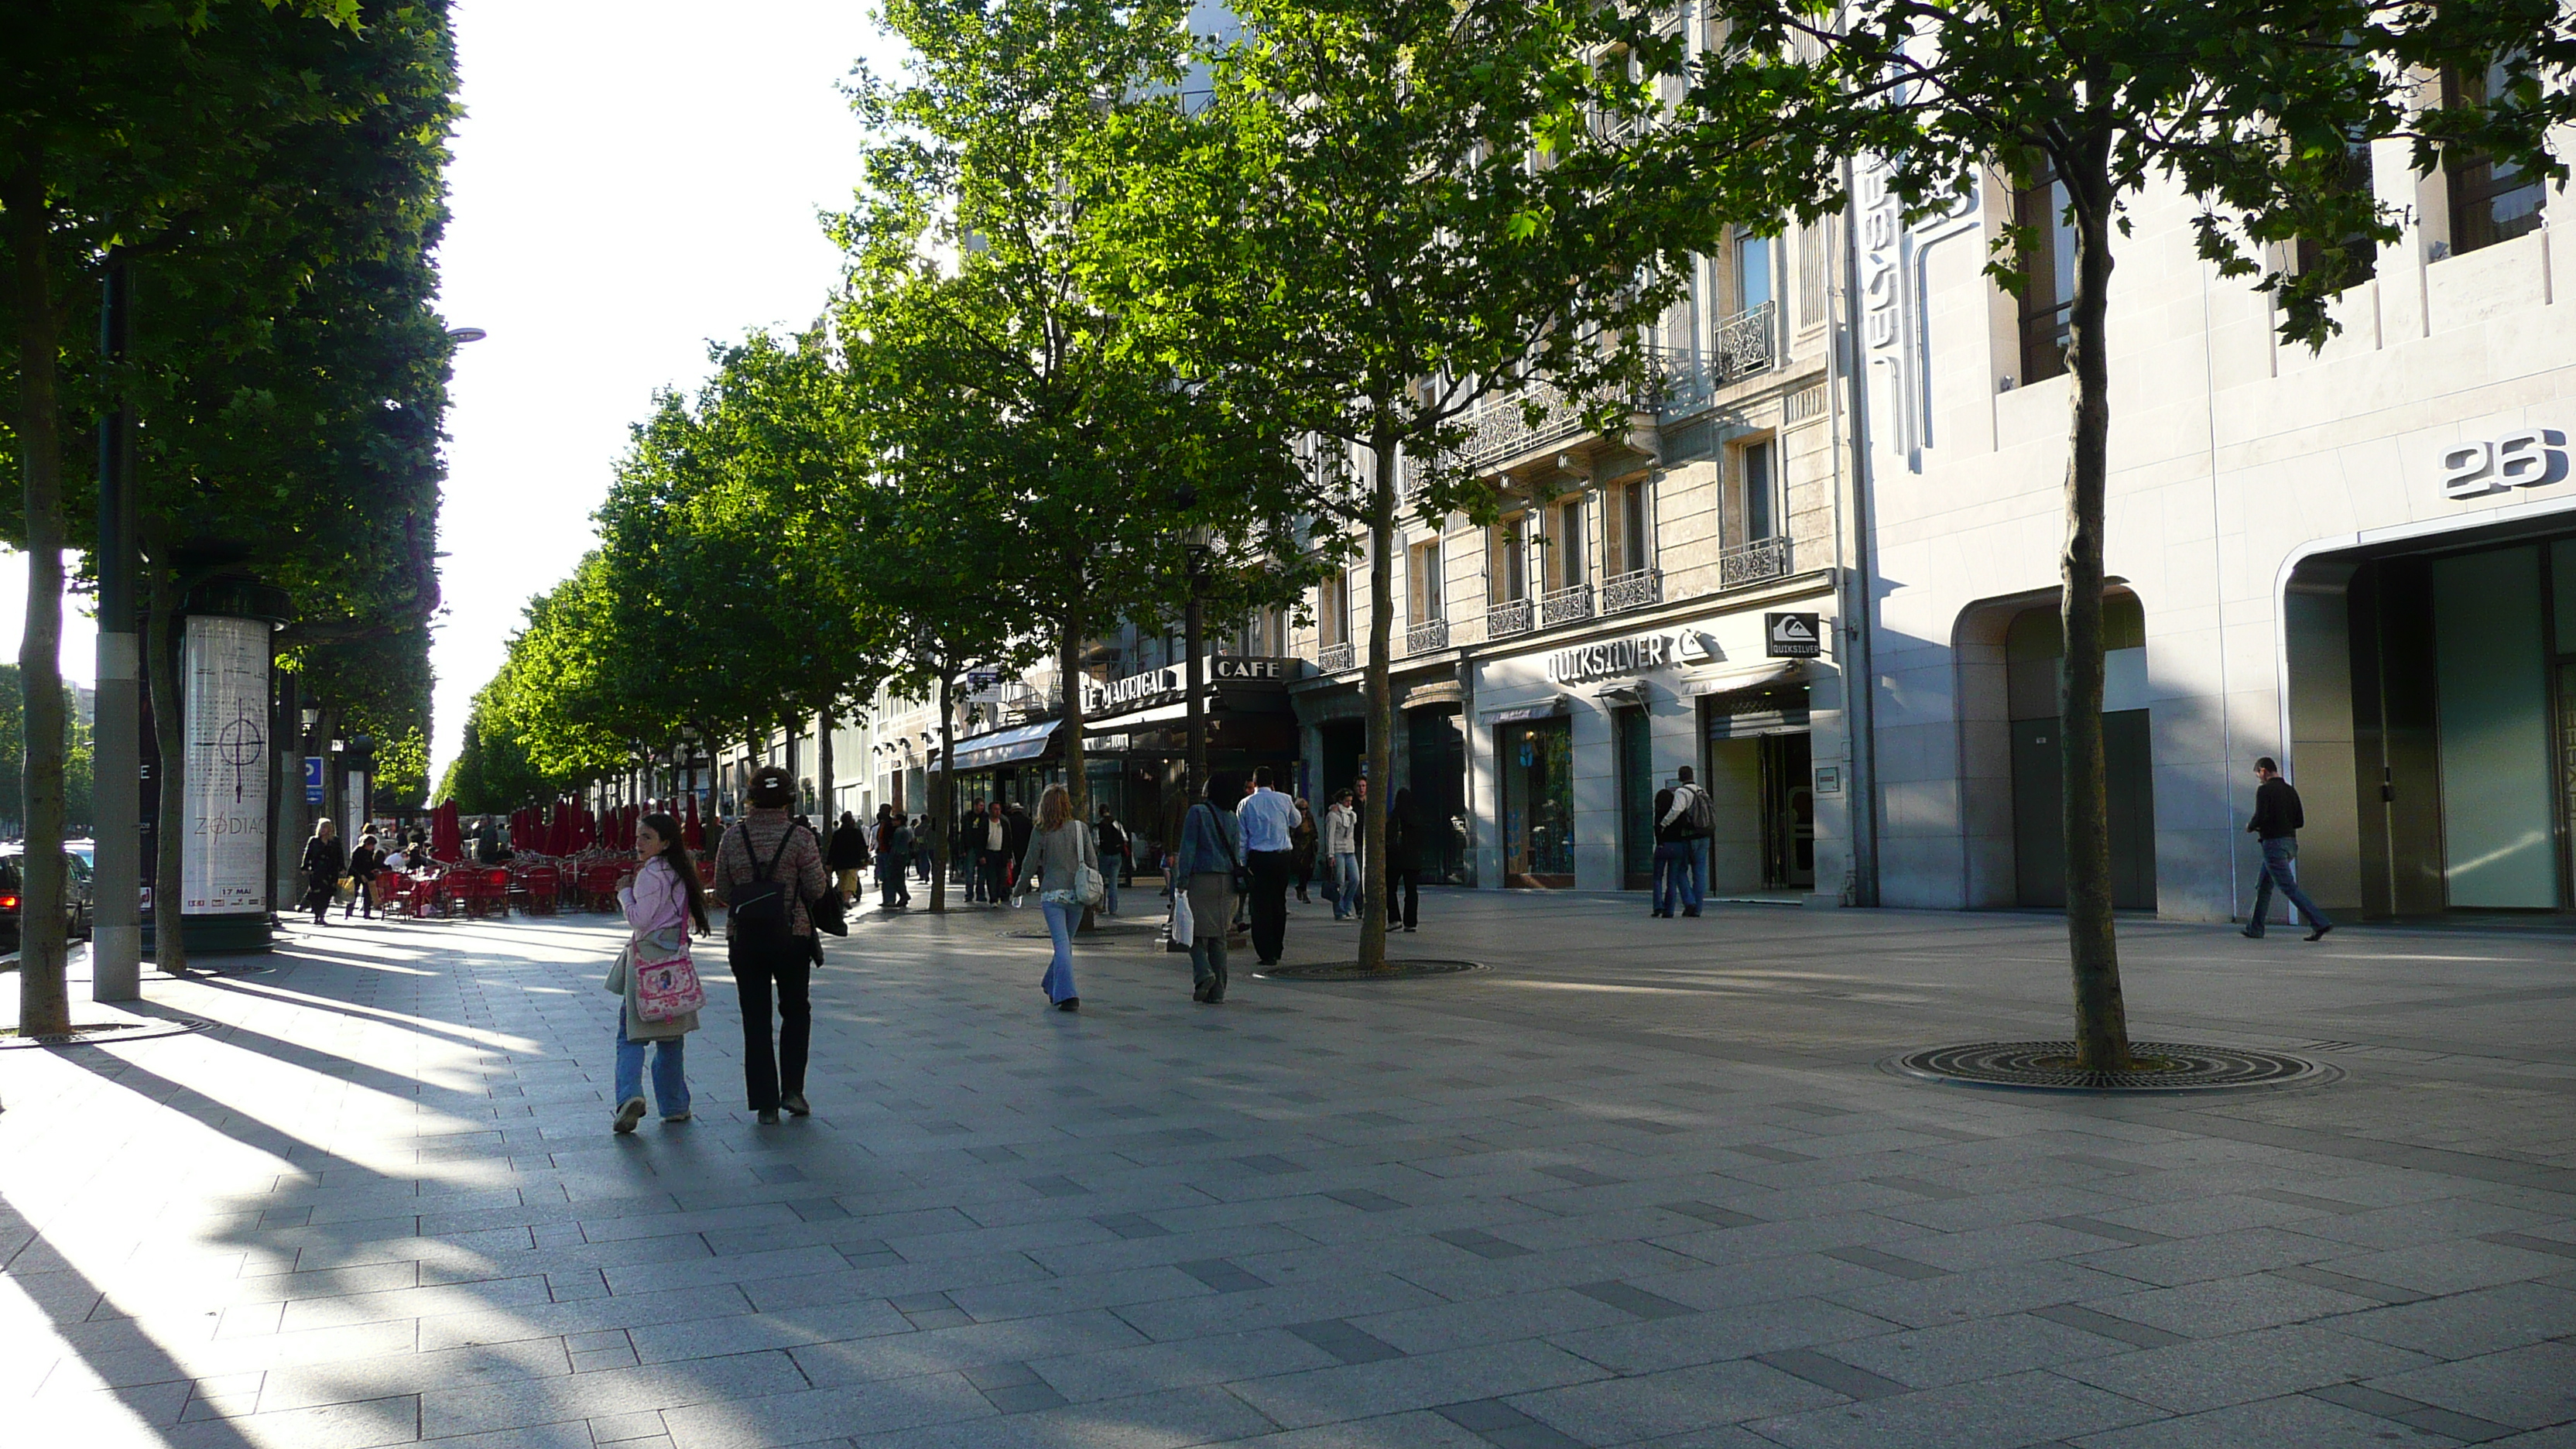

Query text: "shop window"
[1605, 478, 1653, 576]
[1742, 440, 1779, 543]
[1408, 538, 1444, 622]
[2443, 60, 2547, 256]
[1490, 512, 1530, 602]
[2013, 171, 2078, 384]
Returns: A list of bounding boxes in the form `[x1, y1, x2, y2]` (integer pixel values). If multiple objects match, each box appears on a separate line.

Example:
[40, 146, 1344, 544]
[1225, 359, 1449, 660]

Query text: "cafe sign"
[1082, 655, 1292, 718]
[1546, 631, 1711, 684]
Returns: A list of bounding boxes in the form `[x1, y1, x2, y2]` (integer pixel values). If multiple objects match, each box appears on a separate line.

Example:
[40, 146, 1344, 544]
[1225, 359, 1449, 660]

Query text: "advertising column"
[180, 612, 277, 952]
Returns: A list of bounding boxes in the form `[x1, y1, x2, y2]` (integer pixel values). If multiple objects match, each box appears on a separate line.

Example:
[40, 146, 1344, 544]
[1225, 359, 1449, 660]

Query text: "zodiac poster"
[182, 615, 271, 914]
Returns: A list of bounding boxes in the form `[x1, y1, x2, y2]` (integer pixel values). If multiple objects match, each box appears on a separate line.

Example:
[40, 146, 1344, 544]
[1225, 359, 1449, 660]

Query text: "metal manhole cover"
[1257, 959, 1486, 981]
[0, 1017, 214, 1050]
[1886, 1040, 2336, 1094]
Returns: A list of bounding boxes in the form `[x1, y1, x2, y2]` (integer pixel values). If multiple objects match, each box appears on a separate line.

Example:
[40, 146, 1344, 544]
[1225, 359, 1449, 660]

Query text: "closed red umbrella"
[683, 793, 703, 851]
[432, 800, 463, 862]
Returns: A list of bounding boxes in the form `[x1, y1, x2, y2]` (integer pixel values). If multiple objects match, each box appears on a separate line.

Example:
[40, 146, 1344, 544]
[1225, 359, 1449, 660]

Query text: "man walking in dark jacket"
[2244, 757, 2331, 941]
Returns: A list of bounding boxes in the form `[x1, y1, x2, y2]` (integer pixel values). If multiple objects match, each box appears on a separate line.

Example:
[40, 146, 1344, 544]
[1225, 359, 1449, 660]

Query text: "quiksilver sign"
[1547, 633, 1695, 684]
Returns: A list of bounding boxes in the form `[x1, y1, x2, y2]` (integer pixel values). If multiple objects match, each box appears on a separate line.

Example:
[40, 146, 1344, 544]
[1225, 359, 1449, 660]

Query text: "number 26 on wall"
[2442, 428, 2568, 498]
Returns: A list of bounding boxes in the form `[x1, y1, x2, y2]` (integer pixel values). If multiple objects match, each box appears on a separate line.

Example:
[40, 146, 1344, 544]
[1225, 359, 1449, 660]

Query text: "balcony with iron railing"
[1400, 305, 1782, 490]
[1718, 535, 1794, 591]
[1485, 598, 1533, 640]
[1406, 618, 1450, 655]
[1600, 567, 1662, 615]
[1540, 584, 1595, 629]
[1317, 641, 1355, 673]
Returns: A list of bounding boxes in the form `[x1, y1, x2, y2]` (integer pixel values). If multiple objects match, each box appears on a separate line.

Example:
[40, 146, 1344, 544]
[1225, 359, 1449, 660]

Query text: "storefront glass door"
[1500, 718, 1575, 888]
[1616, 708, 1655, 889]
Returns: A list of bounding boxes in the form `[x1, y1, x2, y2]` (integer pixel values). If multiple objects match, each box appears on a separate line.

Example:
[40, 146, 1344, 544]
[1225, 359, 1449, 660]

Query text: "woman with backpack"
[606, 811, 709, 1132]
[1013, 784, 1099, 1012]
[711, 765, 829, 1123]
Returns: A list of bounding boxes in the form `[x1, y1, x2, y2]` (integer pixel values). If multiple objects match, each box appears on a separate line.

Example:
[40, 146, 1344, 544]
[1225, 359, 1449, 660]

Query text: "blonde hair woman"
[1014, 784, 1098, 1012]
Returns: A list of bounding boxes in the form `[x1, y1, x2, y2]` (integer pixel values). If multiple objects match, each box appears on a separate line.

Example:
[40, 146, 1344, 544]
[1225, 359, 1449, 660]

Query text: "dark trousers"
[1247, 848, 1292, 963]
[730, 934, 811, 1112]
[304, 875, 334, 924]
[2248, 837, 2331, 933]
[1385, 868, 1419, 930]
[976, 850, 1007, 903]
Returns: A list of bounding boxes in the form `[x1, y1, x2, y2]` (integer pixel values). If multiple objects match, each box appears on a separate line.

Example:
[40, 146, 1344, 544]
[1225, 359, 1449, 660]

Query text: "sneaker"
[662, 1111, 692, 1123]
[781, 1091, 810, 1117]
[612, 1096, 647, 1134]
[757, 1108, 782, 1125]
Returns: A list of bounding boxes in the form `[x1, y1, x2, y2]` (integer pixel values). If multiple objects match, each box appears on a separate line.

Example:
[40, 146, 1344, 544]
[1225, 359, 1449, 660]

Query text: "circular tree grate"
[0, 1017, 214, 1050]
[1257, 959, 1486, 981]
[1886, 1040, 2336, 1094]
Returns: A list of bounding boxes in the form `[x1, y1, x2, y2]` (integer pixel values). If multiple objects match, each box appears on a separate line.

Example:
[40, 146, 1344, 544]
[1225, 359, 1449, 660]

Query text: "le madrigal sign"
[1082, 656, 1292, 718]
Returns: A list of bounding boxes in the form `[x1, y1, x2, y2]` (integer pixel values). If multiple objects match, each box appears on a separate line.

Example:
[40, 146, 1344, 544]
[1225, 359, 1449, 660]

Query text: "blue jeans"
[1652, 841, 1689, 914]
[1042, 900, 1079, 1002]
[615, 1019, 689, 1117]
[2248, 837, 2329, 933]
[1098, 853, 1122, 916]
[1333, 851, 1359, 918]
[1684, 838, 1708, 911]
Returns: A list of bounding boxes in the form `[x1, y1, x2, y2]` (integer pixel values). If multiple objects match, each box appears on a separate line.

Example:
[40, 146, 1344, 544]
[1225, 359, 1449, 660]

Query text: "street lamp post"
[92, 255, 142, 1000]
[1183, 522, 1211, 809]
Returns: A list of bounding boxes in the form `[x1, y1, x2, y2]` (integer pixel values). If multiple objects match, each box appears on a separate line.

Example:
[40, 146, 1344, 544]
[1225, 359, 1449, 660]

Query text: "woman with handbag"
[1013, 783, 1099, 1012]
[299, 819, 345, 927]
[606, 811, 709, 1133]
[1172, 773, 1244, 1004]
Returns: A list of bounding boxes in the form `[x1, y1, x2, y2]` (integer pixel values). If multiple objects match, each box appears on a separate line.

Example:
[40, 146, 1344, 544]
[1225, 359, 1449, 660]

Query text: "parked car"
[0, 846, 95, 956]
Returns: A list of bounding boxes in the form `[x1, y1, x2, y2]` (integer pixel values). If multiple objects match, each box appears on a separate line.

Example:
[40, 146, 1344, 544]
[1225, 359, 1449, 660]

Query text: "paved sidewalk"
[2, 891, 2570, 1448]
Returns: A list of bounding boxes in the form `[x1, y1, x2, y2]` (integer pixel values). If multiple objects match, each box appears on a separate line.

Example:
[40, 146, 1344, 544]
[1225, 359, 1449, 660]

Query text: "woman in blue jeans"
[605, 813, 709, 1132]
[1014, 784, 1099, 1012]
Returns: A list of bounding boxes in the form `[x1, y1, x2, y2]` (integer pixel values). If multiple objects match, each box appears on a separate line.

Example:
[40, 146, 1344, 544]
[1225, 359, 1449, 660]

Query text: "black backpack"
[728, 824, 801, 940]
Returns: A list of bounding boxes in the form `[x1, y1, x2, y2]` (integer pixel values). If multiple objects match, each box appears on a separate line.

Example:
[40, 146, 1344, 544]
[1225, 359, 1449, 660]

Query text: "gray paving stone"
[2057, 1322, 2436, 1415]
[1745, 1367, 2167, 1448]
[2333, 1281, 2576, 1359]
[2363, 1341, 2576, 1432]
[2068, 1390, 2474, 1448]
[1827, 1312, 2135, 1389]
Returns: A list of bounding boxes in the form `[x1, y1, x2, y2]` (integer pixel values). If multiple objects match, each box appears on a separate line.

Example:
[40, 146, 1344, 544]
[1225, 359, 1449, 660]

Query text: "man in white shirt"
[1237, 766, 1300, 964]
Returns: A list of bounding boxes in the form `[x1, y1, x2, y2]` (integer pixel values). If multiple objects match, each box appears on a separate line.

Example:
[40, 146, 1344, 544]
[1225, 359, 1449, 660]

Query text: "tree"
[1666, 0, 2576, 1067]
[1118, 0, 1692, 971]
[2, 0, 450, 1007]
[843, 0, 1306, 874]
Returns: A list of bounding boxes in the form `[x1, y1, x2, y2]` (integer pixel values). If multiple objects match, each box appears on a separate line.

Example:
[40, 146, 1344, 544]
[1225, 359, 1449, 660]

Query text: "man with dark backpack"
[1653, 766, 1714, 918]
[711, 765, 829, 1124]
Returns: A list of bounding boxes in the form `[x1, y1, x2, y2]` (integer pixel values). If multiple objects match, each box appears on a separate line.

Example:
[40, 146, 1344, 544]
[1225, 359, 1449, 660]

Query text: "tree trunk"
[1358, 424, 1397, 974]
[2059, 146, 2132, 1071]
[143, 549, 190, 974]
[930, 667, 952, 913]
[817, 708, 835, 823]
[7, 152, 73, 1034]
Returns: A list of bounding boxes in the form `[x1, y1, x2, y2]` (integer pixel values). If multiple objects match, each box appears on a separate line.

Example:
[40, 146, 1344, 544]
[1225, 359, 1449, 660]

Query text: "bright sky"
[426, 1, 896, 779]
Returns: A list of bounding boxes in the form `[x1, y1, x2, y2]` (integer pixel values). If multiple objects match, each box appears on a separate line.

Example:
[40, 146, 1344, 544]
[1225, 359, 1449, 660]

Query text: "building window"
[2444, 60, 2547, 255]
[1605, 478, 1653, 576]
[1489, 512, 1529, 602]
[1408, 538, 1444, 622]
[2292, 142, 2379, 283]
[1797, 220, 1828, 329]
[1736, 229, 1773, 315]
[1546, 495, 1588, 591]
[2014, 172, 2078, 384]
[1743, 440, 1778, 543]
[1321, 570, 1351, 647]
